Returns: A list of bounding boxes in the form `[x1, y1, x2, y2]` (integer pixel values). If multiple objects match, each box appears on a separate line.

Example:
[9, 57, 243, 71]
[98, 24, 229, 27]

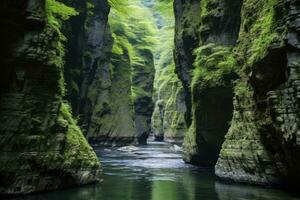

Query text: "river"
[12, 141, 300, 200]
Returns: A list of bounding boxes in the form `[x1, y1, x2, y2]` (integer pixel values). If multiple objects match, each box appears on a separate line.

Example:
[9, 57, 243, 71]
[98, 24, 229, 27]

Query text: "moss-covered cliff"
[216, 0, 300, 185]
[0, 0, 100, 196]
[64, 0, 156, 146]
[151, 0, 187, 143]
[174, 0, 300, 185]
[174, 0, 242, 165]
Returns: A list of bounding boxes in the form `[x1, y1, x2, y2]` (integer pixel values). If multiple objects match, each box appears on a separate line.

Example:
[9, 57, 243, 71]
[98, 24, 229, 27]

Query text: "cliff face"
[64, 0, 114, 139]
[216, 0, 300, 185]
[152, 69, 187, 143]
[174, 0, 300, 185]
[0, 0, 100, 196]
[64, 0, 131, 146]
[150, 0, 187, 143]
[64, 0, 155, 146]
[174, 0, 242, 166]
[174, 0, 202, 126]
[132, 49, 155, 144]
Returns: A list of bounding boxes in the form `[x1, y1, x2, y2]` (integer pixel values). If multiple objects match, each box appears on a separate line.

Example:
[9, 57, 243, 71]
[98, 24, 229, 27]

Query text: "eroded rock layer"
[216, 0, 300, 185]
[151, 0, 187, 144]
[174, 0, 300, 185]
[174, 0, 242, 166]
[64, 0, 155, 146]
[0, 0, 100, 196]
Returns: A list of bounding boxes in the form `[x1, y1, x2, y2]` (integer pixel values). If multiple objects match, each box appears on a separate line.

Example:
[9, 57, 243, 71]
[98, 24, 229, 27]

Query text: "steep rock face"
[174, 0, 202, 125]
[64, 0, 156, 146]
[151, 0, 187, 144]
[74, 0, 114, 140]
[0, 0, 100, 196]
[174, 0, 242, 165]
[152, 71, 187, 143]
[64, 0, 138, 146]
[90, 47, 136, 145]
[132, 49, 155, 144]
[216, 0, 300, 185]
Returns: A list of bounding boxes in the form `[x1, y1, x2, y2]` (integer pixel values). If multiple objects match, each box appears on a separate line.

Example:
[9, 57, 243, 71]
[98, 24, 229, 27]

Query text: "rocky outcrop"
[174, 0, 202, 126]
[174, 0, 300, 185]
[216, 0, 300, 185]
[151, 0, 186, 144]
[0, 0, 100, 196]
[174, 0, 242, 165]
[64, 0, 155, 146]
[132, 49, 155, 144]
[89, 45, 137, 146]
[64, 0, 131, 146]
[152, 71, 187, 143]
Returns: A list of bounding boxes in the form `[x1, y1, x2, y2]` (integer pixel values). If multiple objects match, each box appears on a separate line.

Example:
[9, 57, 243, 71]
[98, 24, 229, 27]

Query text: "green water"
[13, 141, 300, 200]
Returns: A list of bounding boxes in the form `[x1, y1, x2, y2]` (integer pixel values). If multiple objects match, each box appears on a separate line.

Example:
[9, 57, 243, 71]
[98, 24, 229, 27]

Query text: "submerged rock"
[117, 146, 139, 152]
[170, 145, 182, 152]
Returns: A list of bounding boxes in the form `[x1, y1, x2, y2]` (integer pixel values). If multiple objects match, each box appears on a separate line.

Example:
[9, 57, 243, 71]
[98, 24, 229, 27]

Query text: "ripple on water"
[11, 141, 300, 200]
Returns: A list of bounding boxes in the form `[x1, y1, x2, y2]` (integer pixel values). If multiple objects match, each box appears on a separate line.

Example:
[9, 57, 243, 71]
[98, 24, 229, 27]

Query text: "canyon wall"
[174, 0, 300, 185]
[151, 0, 187, 143]
[0, 0, 100, 196]
[0, 0, 156, 196]
[174, 0, 242, 166]
[64, 0, 155, 146]
[216, 0, 300, 185]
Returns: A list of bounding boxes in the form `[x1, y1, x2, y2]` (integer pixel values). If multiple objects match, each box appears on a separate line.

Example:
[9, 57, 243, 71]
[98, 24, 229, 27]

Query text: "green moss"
[200, 0, 219, 17]
[237, 0, 282, 68]
[109, 1, 157, 66]
[60, 102, 100, 169]
[45, 0, 99, 169]
[45, 0, 78, 96]
[131, 86, 150, 103]
[183, 122, 198, 160]
[192, 43, 237, 90]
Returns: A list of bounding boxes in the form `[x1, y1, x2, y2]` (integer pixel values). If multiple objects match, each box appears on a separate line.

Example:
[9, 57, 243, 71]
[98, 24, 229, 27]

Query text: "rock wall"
[132, 49, 155, 144]
[152, 68, 187, 143]
[150, 0, 187, 144]
[174, 0, 300, 185]
[174, 0, 202, 126]
[174, 0, 242, 166]
[216, 0, 300, 185]
[0, 0, 100, 196]
[64, 0, 155, 146]
[64, 0, 132, 146]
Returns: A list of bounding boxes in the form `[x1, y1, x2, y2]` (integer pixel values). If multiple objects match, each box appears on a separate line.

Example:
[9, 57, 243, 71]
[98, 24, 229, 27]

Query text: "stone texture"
[64, 0, 155, 146]
[174, 0, 202, 125]
[174, 0, 242, 166]
[132, 49, 155, 144]
[151, 1, 187, 144]
[0, 0, 100, 196]
[216, 0, 300, 185]
[152, 68, 187, 144]
[173, 0, 300, 185]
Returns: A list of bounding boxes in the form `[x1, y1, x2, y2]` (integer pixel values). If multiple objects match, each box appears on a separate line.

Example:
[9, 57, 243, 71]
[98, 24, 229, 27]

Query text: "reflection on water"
[12, 141, 300, 200]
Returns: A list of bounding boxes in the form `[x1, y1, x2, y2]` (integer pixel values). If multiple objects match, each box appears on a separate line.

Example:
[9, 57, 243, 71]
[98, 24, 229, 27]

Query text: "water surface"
[13, 141, 300, 200]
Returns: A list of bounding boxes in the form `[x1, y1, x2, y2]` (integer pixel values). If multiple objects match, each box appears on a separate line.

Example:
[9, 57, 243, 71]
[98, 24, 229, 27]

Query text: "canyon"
[0, 0, 300, 198]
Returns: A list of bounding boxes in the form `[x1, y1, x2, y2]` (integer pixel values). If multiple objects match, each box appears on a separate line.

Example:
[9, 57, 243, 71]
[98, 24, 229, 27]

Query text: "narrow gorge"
[0, 0, 300, 199]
